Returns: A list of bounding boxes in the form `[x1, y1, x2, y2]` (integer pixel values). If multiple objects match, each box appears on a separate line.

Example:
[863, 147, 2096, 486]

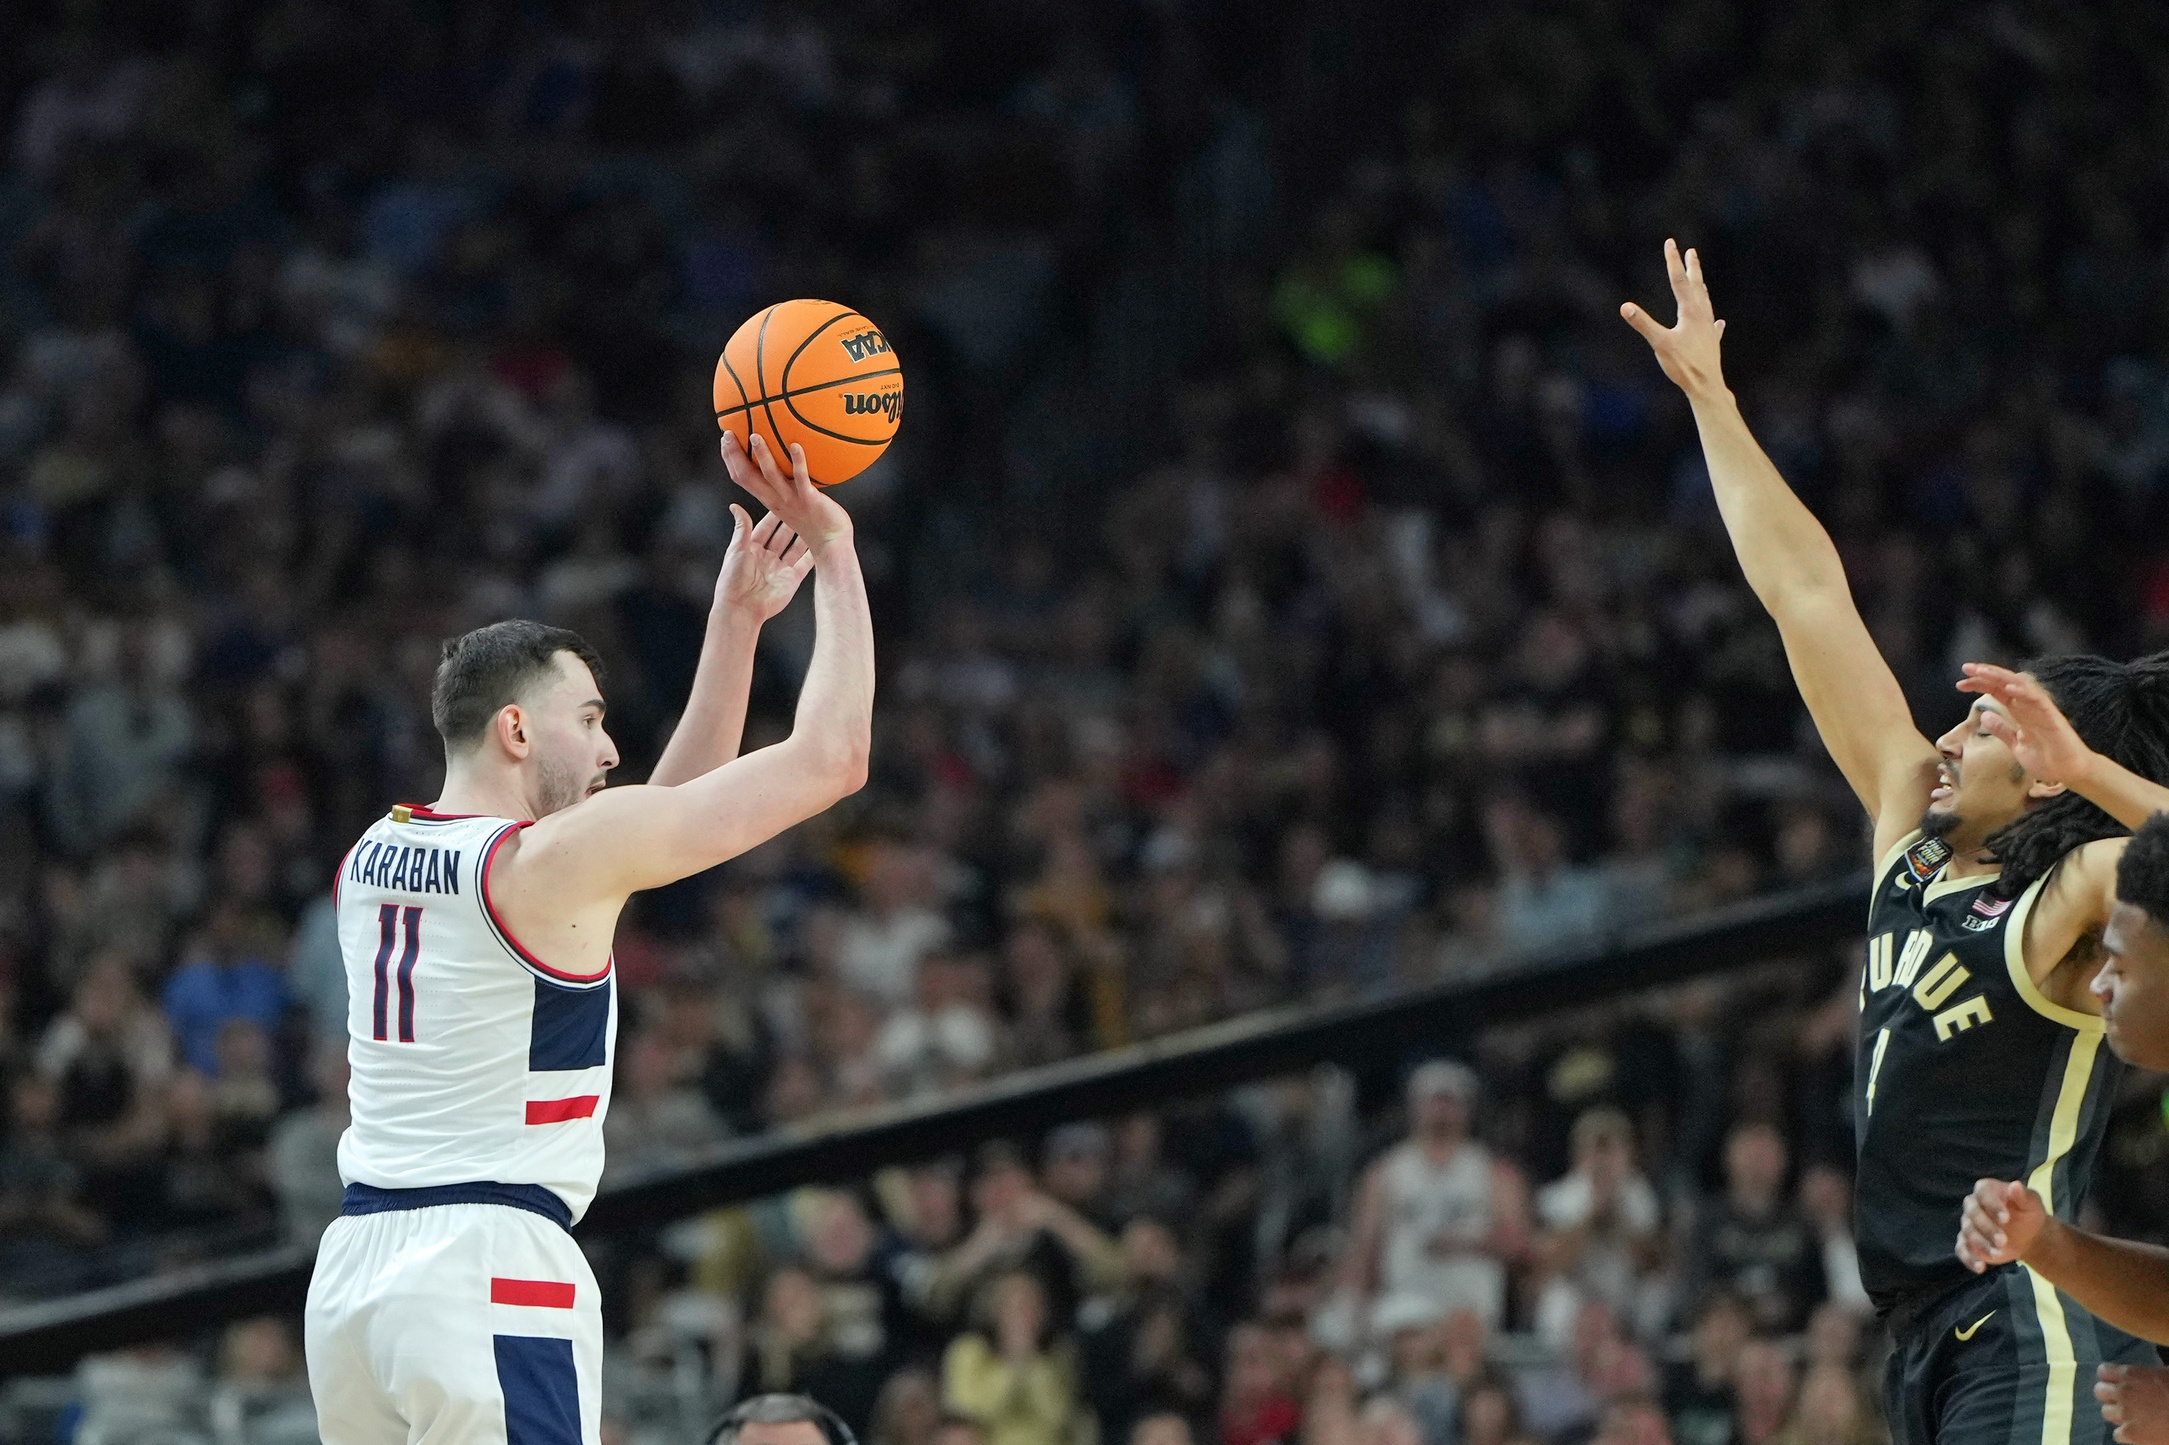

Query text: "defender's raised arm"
[1623, 239, 1938, 855]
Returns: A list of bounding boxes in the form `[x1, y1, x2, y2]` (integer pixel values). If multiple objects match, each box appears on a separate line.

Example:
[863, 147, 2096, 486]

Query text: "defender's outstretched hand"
[1959, 663, 2096, 788]
[716, 503, 814, 622]
[2098, 1364, 2169, 1445]
[1620, 238, 1730, 400]
[1959, 660, 2169, 830]
[721, 430, 853, 552]
[1957, 1178, 2046, 1272]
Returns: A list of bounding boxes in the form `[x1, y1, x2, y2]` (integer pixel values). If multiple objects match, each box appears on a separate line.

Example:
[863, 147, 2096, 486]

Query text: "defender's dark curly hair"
[2114, 814, 2169, 926]
[1984, 651, 2169, 898]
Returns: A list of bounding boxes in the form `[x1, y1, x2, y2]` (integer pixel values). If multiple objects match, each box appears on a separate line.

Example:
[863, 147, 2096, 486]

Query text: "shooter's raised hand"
[714, 502, 815, 623]
[1621, 238, 1730, 401]
[721, 429, 853, 554]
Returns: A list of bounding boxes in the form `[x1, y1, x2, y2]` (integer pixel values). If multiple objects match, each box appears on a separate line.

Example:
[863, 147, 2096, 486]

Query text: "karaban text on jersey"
[347, 841, 462, 896]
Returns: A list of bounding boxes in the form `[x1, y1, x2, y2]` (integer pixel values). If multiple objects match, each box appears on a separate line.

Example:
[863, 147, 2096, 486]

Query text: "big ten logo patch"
[839, 330, 890, 363]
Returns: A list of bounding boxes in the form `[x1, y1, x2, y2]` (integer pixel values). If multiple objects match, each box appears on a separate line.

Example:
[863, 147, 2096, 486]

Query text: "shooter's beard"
[534, 753, 588, 818]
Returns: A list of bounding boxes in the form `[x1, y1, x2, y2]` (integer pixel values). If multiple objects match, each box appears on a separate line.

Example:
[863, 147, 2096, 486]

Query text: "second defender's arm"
[1624, 241, 1938, 843]
[1961, 663, 2169, 831]
[1960, 1178, 2169, 1344]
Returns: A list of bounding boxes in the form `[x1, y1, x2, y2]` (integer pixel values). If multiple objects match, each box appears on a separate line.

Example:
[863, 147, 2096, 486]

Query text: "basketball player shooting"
[1625, 239, 2169, 1445]
[303, 430, 872, 1445]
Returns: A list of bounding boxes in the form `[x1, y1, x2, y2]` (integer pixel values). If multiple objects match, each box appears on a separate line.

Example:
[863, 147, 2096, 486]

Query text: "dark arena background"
[2, 2, 2169, 1442]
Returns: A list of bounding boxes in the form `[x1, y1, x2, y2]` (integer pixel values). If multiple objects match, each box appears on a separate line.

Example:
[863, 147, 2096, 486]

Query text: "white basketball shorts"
[305, 1184, 602, 1445]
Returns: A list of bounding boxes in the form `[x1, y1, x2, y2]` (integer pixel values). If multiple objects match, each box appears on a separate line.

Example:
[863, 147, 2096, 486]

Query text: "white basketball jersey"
[1378, 1139, 1507, 1326]
[333, 806, 616, 1223]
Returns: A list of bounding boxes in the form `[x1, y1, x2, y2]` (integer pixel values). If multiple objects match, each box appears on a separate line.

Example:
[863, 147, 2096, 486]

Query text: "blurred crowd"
[6, 0, 2169, 1441]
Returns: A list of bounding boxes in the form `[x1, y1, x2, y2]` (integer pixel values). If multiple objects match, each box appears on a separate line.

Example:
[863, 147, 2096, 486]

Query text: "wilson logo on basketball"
[839, 330, 891, 362]
[843, 391, 903, 421]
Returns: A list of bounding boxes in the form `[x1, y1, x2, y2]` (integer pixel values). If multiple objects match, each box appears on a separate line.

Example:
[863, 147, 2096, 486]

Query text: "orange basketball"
[713, 299, 902, 487]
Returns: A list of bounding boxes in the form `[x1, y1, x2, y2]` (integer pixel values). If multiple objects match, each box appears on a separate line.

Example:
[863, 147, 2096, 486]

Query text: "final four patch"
[1895, 835, 1953, 889]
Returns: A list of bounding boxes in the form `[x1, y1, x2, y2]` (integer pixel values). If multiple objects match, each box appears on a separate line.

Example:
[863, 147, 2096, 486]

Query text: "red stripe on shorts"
[524, 1095, 600, 1124]
[490, 1277, 575, 1309]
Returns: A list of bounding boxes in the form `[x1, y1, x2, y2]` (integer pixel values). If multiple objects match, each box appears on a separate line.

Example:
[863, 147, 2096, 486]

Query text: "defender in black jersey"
[1959, 811, 2169, 1441]
[1626, 240, 2169, 1445]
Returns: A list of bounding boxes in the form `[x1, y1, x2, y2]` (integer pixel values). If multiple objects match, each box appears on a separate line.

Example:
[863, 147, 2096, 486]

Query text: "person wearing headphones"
[706, 1393, 862, 1445]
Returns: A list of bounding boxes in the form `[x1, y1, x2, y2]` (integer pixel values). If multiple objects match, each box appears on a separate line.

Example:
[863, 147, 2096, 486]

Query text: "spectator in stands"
[1372, 1295, 1457, 1445]
[601, 1029, 730, 1186]
[1800, 1302, 1861, 1377]
[1002, 924, 1085, 1070]
[1343, 1061, 1529, 1334]
[871, 1369, 944, 1445]
[1103, 1114, 1194, 1227]
[1424, 1309, 1496, 1440]
[161, 902, 287, 1078]
[1486, 796, 1608, 957]
[161, 1064, 271, 1231]
[1795, 1167, 1868, 1316]
[1358, 1397, 1425, 1445]
[1532, 1106, 1668, 1347]
[1729, 1342, 1796, 1445]
[1238, 1068, 1361, 1291]
[1081, 1278, 1215, 1445]
[1041, 1123, 1115, 1227]
[1303, 1351, 1362, 1445]
[837, 837, 953, 1010]
[1132, 1412, 1196, 1445]
[1219, 1321, 1302, 1445]
[942, 1268, 1084, 1445]
[877, 951, 1000, 1098]
[207, 1018, 281, 1148]
[1454, 1375, 1528, 1445]
[44, 622, 191, 856]
[1519, 1300, 1657, 1442]
[1770, 1365, 1873, 1445]
[741, 1264, 893, 1436]
[286, 890, 345, 1046]
[1686, 1125, 1823, 1335]
[267, 1040, 348, 1244]
[209, 1317, 317, 1445]
[1594, 1397, 1674, 1445]
[937, 1416, 994, 1445]
[801, 1188, 901, 1433]
[928, 1144, 1123, 1328]
[0, 1075, 105, 1297]
[36, 955, 171, 1230]
[877, 1158, 969, 1352]
[1662, 1292, 1749, 1445]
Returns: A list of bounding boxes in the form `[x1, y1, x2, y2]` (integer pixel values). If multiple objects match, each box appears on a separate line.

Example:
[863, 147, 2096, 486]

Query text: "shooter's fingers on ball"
[746, 431, 791, 490]
[724, 432, 787, 513]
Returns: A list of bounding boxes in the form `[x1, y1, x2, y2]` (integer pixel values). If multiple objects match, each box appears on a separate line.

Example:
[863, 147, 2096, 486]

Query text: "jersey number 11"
[372, 904, 423, 1042]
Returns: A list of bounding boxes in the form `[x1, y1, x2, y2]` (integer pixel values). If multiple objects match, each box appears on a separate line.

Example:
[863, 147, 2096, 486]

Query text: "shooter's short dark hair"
[430, 620, 604, 752]
[2116, 814, 2169, 929]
